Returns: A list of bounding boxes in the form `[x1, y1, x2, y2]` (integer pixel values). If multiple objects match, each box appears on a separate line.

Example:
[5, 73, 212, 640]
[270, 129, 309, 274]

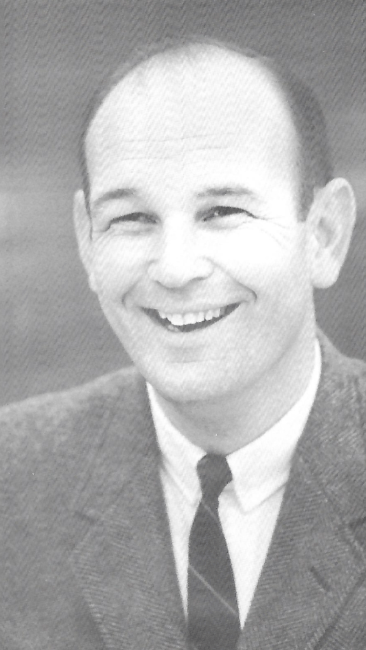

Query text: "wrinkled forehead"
[86, 49, 297, 174]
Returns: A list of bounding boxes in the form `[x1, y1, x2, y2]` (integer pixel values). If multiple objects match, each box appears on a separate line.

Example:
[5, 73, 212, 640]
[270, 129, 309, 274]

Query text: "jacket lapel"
[70, 375, 187, 650]
[240, 337, 366, 650]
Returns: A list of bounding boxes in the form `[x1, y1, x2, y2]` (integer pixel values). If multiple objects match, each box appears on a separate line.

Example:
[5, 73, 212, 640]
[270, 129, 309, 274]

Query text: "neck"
[154, 331, 317, 455]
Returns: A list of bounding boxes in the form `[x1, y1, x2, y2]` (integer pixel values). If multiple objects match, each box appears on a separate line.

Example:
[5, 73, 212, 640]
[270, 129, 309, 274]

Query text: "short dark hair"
[78, 36, 333, 219]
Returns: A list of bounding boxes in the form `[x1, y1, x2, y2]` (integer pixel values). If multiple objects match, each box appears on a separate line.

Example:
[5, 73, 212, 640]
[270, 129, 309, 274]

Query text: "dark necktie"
[188, 454, 241, 650]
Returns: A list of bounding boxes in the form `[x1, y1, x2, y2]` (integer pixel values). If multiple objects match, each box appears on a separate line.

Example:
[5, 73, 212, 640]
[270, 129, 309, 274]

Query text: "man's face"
[83, 51, 316, 403]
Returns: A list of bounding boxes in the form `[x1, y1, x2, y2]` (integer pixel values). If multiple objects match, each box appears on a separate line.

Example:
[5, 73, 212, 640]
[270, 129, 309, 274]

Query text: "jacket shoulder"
[0, 366, 142, 460]
[349, 357, 366, 424]
[322, 336, 366, 430]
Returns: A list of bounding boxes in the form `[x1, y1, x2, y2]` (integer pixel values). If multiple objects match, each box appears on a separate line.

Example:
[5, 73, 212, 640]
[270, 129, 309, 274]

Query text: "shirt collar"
[148, 341, 322, 512]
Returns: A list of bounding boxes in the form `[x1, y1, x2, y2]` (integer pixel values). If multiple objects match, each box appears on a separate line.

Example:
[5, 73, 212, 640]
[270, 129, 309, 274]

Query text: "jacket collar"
[71, 337, 366, 650]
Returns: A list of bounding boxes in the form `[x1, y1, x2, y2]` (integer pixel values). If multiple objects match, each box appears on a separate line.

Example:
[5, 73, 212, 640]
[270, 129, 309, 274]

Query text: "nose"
[147, 219, 214, 288]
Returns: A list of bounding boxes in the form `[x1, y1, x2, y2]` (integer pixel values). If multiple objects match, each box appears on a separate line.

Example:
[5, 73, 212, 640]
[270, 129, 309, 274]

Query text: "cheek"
[212, 227, 309, 291]
[91, 242, 140, 301]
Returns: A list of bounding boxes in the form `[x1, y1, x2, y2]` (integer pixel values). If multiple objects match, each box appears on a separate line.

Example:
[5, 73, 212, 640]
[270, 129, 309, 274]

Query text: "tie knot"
[197, 454, 232, 503]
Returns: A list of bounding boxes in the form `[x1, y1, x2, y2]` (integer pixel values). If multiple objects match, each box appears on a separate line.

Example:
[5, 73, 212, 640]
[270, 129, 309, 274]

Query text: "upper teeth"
[158, 308, 224, 326]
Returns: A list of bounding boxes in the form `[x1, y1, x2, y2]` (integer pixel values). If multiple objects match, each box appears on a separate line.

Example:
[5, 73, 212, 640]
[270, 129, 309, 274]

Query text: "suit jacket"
[1, 334, 366, 649]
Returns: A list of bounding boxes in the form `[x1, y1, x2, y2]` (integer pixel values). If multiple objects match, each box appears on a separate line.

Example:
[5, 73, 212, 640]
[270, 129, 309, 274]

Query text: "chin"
[154, 382, 220, 405]
[143, 362, 233, 404]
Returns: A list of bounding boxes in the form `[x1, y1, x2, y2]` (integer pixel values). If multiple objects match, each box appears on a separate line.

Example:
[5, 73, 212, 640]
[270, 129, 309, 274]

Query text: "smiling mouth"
[143, 303, 240, 333]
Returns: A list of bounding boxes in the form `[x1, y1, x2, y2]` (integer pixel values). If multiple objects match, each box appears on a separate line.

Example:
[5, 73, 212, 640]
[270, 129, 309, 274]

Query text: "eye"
[110, 212, 155, 225]
[203, 206, 255, 223]
[105, 212, 158, 232]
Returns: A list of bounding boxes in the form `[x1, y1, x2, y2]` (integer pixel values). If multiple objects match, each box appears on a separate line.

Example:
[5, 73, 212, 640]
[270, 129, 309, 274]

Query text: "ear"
[307, 178, 356, 289]
[73, 189, 97, 293]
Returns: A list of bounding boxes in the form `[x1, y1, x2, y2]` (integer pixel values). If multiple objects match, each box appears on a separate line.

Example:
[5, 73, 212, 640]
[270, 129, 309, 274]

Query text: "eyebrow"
[91, 188, 137, 211]
[91, 184, 258, 212]
[196, 186, 257, 200]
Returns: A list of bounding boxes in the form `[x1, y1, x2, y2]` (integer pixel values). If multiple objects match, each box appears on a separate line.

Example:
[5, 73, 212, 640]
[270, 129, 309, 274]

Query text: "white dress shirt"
[147, 342, 321, 627]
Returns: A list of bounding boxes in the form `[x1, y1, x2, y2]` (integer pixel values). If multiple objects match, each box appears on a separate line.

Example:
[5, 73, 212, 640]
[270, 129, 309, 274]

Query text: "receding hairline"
[84, 40, 292, 149]
[79, 36, 333, 217]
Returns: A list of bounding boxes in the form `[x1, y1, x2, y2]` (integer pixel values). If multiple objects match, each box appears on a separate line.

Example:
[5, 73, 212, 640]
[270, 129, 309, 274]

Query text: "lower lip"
[142, 303, 241, 334]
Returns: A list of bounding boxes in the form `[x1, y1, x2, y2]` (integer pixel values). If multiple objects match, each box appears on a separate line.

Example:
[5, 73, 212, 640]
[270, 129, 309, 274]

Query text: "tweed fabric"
[0, 333, 366, 648]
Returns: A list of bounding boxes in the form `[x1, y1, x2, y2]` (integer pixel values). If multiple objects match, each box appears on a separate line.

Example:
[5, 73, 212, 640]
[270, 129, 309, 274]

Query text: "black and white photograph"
[0, 1, 365, 648]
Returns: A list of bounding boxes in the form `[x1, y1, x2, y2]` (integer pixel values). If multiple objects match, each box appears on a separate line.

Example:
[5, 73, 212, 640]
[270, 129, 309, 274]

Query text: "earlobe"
[73, 190, 97, 293]
[308, 178, 356, 289]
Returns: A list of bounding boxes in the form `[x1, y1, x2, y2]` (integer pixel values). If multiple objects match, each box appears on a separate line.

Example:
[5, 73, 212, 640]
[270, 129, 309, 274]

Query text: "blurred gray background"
[0, 0, 365, 406]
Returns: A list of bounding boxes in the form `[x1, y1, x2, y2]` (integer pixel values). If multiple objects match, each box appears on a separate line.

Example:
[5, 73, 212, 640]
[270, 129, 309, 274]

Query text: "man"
[0, 37, 365, 649]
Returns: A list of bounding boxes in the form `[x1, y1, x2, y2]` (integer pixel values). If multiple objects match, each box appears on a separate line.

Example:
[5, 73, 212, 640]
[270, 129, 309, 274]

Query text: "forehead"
[86, 50, 298, 196]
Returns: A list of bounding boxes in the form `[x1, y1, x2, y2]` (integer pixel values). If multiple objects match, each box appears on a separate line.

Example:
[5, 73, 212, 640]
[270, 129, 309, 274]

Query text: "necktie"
[188, 454, 241, 650]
